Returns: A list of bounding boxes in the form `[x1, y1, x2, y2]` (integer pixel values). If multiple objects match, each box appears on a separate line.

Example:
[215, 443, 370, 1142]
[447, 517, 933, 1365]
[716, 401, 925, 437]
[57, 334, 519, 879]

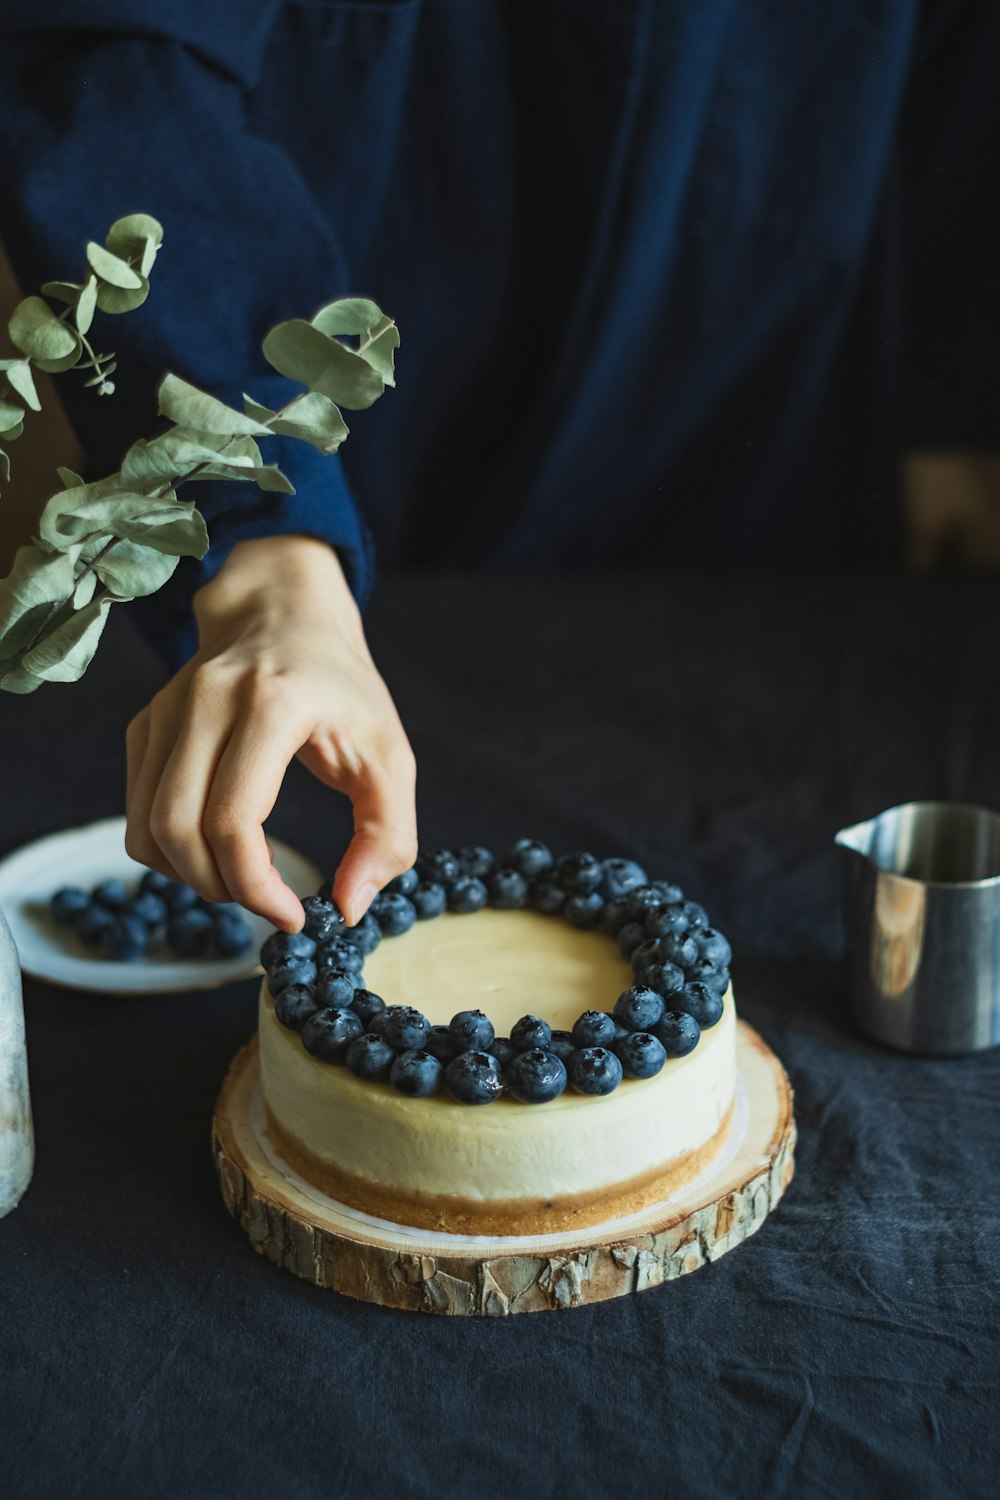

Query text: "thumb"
[332, 756, 418, 927]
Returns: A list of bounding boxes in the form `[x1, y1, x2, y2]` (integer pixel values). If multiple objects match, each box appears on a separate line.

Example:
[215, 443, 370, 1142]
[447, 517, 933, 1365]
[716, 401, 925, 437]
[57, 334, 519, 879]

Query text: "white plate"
[0, 816, 322, 994]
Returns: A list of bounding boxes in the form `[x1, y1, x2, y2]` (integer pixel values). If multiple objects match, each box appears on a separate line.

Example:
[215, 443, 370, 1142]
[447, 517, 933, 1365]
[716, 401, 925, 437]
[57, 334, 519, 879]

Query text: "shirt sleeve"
[0, 1, 376, 670]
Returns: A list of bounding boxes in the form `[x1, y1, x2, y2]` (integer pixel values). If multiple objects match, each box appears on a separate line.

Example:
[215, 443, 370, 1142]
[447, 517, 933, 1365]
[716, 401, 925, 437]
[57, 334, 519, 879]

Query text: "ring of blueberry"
[262, 840, 732, 1106]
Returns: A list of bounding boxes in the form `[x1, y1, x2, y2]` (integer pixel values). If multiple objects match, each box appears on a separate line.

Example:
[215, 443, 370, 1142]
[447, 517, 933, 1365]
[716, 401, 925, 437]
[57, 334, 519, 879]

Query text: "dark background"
[1, 570, 998, 1500]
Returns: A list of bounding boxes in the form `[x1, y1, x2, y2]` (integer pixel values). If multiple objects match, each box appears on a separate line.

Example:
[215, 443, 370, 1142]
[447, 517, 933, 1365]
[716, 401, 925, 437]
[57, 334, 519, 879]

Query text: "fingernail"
[355, 882, 378, 921]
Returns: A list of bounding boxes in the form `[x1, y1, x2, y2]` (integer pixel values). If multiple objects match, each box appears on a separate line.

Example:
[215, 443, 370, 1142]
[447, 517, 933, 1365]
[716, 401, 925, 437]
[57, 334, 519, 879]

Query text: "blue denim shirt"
[2, 1, 997, 663]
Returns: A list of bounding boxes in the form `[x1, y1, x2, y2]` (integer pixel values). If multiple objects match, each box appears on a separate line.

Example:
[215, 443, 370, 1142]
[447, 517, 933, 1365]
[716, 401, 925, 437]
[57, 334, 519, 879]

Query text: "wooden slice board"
[212, 1020, 795, 1316]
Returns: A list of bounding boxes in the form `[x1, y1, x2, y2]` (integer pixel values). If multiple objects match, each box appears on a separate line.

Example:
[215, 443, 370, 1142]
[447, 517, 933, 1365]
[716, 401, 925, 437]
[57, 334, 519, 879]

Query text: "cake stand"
[212, 1020, 795, 1316]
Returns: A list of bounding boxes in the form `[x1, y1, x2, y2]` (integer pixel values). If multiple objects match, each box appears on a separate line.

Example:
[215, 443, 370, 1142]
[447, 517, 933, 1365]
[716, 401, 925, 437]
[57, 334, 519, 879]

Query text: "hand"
[124, 535, 417, 932]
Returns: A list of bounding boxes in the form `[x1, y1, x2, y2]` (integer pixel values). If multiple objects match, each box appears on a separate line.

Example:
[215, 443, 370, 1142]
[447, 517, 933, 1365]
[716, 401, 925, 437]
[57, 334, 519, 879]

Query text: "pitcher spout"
[835, 818, 872, 858]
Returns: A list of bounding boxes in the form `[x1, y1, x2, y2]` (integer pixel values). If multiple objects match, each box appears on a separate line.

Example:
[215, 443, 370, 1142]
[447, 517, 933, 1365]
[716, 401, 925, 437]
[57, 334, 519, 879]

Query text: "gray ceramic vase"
[0, 908, 33, 1217]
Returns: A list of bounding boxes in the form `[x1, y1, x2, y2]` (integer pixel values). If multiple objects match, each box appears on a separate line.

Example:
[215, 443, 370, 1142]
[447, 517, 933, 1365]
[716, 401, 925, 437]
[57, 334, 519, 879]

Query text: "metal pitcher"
[835, 801, 1000, 1055]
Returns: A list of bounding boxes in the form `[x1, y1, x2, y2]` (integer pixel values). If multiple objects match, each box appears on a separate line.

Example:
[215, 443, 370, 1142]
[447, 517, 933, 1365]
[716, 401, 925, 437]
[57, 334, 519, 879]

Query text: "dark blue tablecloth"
[1, 572, 998, 1500]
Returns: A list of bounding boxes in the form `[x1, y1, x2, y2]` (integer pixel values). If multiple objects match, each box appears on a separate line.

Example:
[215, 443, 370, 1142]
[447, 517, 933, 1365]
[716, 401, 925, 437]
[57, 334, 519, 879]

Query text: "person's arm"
[125, 535, 417, 931]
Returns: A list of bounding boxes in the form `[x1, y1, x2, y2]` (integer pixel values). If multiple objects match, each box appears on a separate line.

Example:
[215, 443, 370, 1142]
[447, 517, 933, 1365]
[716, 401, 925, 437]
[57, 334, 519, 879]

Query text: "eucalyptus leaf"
[21, 593, 113, 683]
[38, 281, 81, 304]
[1, 419, 23, 443]
[0, 546, 77, 656]
[122, 429, 262, 486]
[0, 398, 25, 435]
[112, 504, 208, 557]
[157, 374, 273, 437]
[75, 276, 98, 336]
[38, 475, 141, 548]
[242, 396, 275, 424]
[55, 466, 86, 489]
[0, 449, 9, 485]
[95, 277, 149, 314]
[72, 569, 98, 608]
[86, 242, 143, 290]
[93, 540, 179, 598]
[310, 297, 385, 337]
[83, 360, 117, 387]
[249, 389, 349, 454]
[355, 316, 399, 387]
[0, 360, 41, 411]
[0, 657, 43, 693]
[106, 213, 163, 278]
[8, 296, 80, 369]
[261, 319, 385, 410]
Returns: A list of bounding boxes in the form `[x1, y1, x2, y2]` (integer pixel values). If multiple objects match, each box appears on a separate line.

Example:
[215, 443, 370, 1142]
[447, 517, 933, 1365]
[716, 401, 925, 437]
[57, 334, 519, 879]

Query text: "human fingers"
[329, 745, 418, 926]
[123, 705, 184, 882]
[143, 683, 235, 905]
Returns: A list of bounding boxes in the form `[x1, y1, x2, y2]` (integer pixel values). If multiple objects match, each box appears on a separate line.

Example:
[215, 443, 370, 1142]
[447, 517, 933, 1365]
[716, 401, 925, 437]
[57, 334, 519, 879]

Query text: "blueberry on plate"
[458, 845, 496, 880]
[644, 903, 690, 939]
[163, 881, 201, 916]
[340, 913, 382, 956]
[301, 895, 345, 944]
[567, 1046, 623, 1096]
[261, 929, 316, 969]
[505, 838, 554, 880]
[613, 985, 665, 1033]
[686, 959, 730, 994]
[616, 921, 648, 958]
[449, 1009, 495, 1051]
[426, 1024, 460, 1064]
[675, 981, 725, 1028]
[599, 857, 648, 900]
[447, 876, 488, 914]
[505, 1047, 568, 1104]
[697, 928, 732, 968]
[167, 908, 214, 957]
[487, 868, 528, 909]
[564, 892, 604, 929]
[350, 988, 386, 1029]
[100, 914, 148, 961]
[443, 1049, 504, 1104]
[314, 967, 357, 1009]
[372, 892, 417, 937]
[511, 1014, 552, 1051]
[126, 891, 168, 930]
[72, 902, 115, 945]
[416, 849, 462, 887]
[614, 1030, 667, 1080]
[301, 1006, 364, 1061]
[380, 1004, 430, 1051]
[571, 1010, 617, 1049]
[345, 1033, 396, 1080]
[211, 909, 254, 958]
[385, 867, 419, 897]
[390, 1048, 444, 1097]
[49, 886, 90, 925]
[275, 982, 321, 1030]
[547, 1029, 577, 1063]
[91, 878, 130, 913]
[138, 868, 171, 896]
[489, 1036, 518, 1068]
[267, 957, 318, 996]
[557, 852, 603, 894]
[410, 881, 447, 920]
[654, 1010, 701, 1057]
[527, 877, 565, 916]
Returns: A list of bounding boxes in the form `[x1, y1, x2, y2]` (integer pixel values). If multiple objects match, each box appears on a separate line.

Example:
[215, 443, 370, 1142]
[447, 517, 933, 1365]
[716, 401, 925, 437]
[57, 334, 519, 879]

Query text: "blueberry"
[598, 897, 631, 935]
[50, 886, 90, 925]
[372, 892, 417, 937]
[261, 929, 316, 969]
[697, 928, 732, 968]
[390, 1048, 444, 1097]
[654, 1010, 701, 1056]
[345, 1033, 396, 1081]
[301, 1006, 364, 1061]
[340, 913, 382, 956]
[443, 1049, 504, 1104]
[138, 868, 171, 896]
[680, 901, 709, 932]
[647, 880, 685, 906]
[547, 1030, 577, 1063]
[163, 881, 200, 916]
[658, 932, 701, 970]
[411, 881, 448, 920]
[616, 921, 648, 958]
[167, 908, 214, 957]
[557, 851, 603, 894]
[449, 1009, 495, 1051]
[675, 981, 725, 1028]
[426, 1024, 460, 1064]
[447, 876, 488, 914]
[381, 1005, 430, 1051]
[275, 982, 321, 1030]
[564, 892, 604, 929]
[126, 891, 168, 929]
[613, 985, 665, 1033]
[212, 910, 254, 957]
[99, 914, 148, 961]
[599, 857, 648, 900]
[505, 1047, 568, 1104]
[487, 868, 528, 909]
[635, 959, 685, 997]
[625, 886, 668, 922]
[571, 1010, 617, 1048]
[686, 959, 730, 994]
[613, 1021, 630, 1043]
[73, 903, 115, 945]
[505, 838, 554, 880]
[528, 877, 565, 915]
[301, 895, 345, 944]
[385, 868, 419, 897]
[350, 988, 386, 1028]
[416, 849, 461, 887]
[511, 1014, 552, 1051]
[91, 878, 129, 913]
[614, 1031, 667, 1080]
[644, 903, 690, 939]
[630, 937, 666, 973]
[567, 1047, 623, 1096]
[318, 936, 364, 973]
[315, 967, 357, 1009]
[267, 957, 318, 996]
[458, 845, 496, 879]
[489, 1036, 518, 1068]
